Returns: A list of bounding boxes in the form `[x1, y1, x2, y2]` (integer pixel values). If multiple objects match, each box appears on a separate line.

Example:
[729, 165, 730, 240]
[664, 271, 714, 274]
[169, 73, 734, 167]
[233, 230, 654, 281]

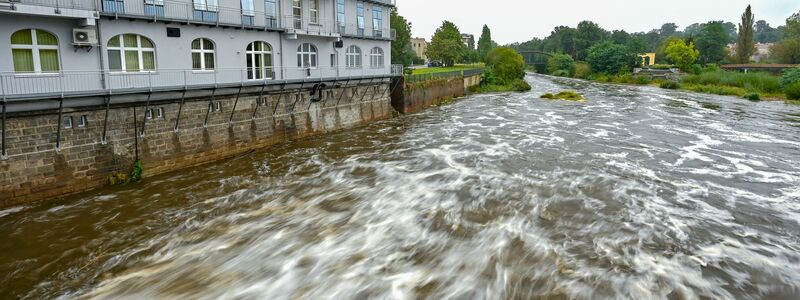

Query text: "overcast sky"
[399, 0, 800, 44]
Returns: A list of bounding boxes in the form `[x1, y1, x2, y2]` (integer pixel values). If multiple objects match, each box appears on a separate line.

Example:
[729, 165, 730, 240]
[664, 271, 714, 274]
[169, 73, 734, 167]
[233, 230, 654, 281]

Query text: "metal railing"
[1, 65, 403, 99]
[6, 0, 97, 10]
[364, 0, 395, 6]
[101, 0, 283, 30]
[404, 68, 485, 83]
[281, 15, 338, 36]
[337, 22, 394, 40]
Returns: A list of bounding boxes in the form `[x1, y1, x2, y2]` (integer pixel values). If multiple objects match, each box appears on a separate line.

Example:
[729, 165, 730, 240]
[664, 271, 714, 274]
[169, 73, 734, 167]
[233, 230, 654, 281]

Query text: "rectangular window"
[64, 116, 73, 129]
[157, 108, 164, 118]
[331, 53, 336, 67]
[292, 0, 302, 29]
[337, 0, 345, 33]
[265, 0, 277, 27]
[372, 7, 383, 37]
[357, 2, 365, 36]
[146, 109, 153, 120]
[310, 0, 319, 24]
[78, 115, 88, 127]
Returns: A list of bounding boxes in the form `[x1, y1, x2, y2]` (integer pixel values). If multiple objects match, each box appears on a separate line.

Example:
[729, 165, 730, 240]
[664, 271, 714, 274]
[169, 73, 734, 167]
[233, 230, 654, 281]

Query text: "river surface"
[2, 74, 800, 299]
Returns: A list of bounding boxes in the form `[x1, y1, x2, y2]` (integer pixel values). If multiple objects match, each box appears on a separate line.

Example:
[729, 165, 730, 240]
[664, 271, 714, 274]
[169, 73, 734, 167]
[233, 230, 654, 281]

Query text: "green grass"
[411, 64, 485, 75]
[541, 90, 585, 101]
[681, 71, 782, 94]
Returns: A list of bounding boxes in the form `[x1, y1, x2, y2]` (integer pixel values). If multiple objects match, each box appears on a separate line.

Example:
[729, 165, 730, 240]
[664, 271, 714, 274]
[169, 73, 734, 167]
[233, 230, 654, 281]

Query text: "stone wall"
[391, 74, 482, 114]
[0, 82, 391, 208]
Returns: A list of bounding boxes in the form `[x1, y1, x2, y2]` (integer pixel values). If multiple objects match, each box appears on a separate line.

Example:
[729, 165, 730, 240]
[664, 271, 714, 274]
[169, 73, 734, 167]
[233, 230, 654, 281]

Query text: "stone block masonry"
[391, 74, 482, 114]
[0, 82, 392, 208]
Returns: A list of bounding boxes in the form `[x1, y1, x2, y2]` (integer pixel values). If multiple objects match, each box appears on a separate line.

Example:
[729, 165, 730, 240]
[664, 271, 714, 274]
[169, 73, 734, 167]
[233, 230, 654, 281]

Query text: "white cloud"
[398, 0, 800, 44]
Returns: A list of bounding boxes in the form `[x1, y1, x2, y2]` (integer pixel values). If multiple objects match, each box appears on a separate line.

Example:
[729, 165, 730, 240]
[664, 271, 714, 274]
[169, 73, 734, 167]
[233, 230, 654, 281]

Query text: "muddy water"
[2, 74, 800, 299]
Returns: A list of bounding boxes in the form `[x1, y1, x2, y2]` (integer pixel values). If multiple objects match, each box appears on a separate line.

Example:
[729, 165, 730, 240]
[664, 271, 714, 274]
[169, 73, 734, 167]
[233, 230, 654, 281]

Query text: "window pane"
[192, 39, 201, 49]
[124, 50, 139, 71]
[140, 37, 154, 48]
[108, 50, 122, 70]
[12, 49, 34, 72]
[297, 54, 302, 67]
[192, 52, 202, 69]
[108, 36, 120, 47]
[203, 39, 214, 50]
[247, 53, 254, 79]
[143, 51, 155, 70]
[204, 53, 215, 69]
[123, 34, 138, 47]
[39, 49, 60, 72]
[11, 29, 33, 45]
[36, 30, 58, 46]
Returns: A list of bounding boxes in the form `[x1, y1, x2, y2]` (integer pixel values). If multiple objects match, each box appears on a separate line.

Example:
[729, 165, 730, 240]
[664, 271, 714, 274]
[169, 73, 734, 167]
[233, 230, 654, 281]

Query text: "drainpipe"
[95, 7, 107, 90]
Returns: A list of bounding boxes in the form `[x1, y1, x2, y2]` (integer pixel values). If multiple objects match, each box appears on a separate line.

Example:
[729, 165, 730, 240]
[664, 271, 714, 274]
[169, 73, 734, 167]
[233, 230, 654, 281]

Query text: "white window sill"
[13, 72, 62, 77]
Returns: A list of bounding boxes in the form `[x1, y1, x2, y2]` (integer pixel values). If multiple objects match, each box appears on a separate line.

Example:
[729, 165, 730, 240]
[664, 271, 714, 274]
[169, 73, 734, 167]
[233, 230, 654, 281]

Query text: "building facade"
[411, 37, 426, 62]
[461, 33, 474, 49]
[0, 0, 398, 108]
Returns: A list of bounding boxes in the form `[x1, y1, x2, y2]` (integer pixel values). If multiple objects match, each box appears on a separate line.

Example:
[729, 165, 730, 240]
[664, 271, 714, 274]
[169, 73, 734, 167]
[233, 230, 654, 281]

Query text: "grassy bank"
[411, 64, 485, 75]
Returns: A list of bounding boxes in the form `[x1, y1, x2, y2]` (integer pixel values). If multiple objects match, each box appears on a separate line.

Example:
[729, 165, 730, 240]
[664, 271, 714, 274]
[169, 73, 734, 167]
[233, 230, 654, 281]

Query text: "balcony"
[100, 0, 283, 30]
[0, 65, 403, 99]
[363, 0, 395, 7]
[337, 22, 394, 41]
[1, 0, 98, 19]
[281, 15, 338, 38]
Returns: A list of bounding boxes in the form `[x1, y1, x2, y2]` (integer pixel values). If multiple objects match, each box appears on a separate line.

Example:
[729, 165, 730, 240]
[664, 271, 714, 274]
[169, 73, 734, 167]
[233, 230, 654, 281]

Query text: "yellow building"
[638, 53, 656, 67]
[411, 37, 428, 62]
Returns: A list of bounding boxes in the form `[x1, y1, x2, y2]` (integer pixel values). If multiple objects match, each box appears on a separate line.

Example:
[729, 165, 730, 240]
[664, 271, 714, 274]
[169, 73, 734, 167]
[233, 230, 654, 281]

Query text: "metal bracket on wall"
[55, 98, 63, 151]
[272, 83, 286, 116]
[359, 78, 376, 102]
[290, 82, 305, 113]
[174, 89, 187, 132]
[203, 88, 217, 128]
[228, 86, 243, 124]
[101, 96, 111, 144]
[1, 100, 7, 160]
[252, 85, 267, 120]
[381, 78, 394, 98]
[322, 80, 338, 108]
[139, 92, 152, 137]
[335, 79, 351, 107]
[389, 77, 402, 96]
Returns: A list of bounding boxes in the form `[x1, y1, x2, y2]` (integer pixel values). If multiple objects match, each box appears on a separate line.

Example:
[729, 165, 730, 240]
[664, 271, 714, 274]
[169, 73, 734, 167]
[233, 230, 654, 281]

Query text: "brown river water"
[1, 74, 799, 299]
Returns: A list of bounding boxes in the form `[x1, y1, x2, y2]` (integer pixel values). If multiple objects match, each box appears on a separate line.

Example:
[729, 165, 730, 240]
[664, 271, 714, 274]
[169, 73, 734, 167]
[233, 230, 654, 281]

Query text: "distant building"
[638, 53, 656, 67]
[461, 33, 475, 49]
[412, 37, 428, 62]
[728, 43, 773, 63]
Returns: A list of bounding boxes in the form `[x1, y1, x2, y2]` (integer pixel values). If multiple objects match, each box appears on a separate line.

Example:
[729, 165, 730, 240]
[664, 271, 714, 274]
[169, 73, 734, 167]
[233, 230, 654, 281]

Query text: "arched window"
[246, 41, 273, 80]
[369, 47, 384, 68]
[107, 34, 155, 72]
[191, 38, 215, 71]
[11, 29, 60, 73]
[345, 45, 362, 68]
[296, 43, 317, 68]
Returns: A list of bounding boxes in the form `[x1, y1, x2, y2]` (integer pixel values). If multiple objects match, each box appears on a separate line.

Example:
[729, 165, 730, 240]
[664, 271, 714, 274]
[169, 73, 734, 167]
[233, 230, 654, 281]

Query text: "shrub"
[681, 71, 782, 94]
[781, 67, 800, 88]
[683, 84, 746, 96]
[649, 64, 675, 70]
[547, 54, 577, 77]
[786, 82, 800, 100]
[541, 91, 585, 101]
[703, 64, 721, 73]
[634, 76, 652, 85]
[743, 92, 761, 101]
[485, 47, 525, 84]
[660, 81, 681, 89]
[575, 62, 592, 79]
[510, 79, 532, 92]
[586, 41, 636, 74]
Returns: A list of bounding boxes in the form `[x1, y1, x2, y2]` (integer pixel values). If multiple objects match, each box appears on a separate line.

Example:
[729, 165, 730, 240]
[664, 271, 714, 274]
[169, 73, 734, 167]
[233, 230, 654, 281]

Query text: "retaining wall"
[391, 74, 482, 114]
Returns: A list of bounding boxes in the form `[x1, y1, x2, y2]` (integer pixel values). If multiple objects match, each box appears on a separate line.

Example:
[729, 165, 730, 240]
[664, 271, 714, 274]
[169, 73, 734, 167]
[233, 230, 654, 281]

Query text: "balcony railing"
[101, 0, 283, 30]
[364, 0, 395, 6]
[5, 0, 98, 11]
[281, 15, 338, 37]
[1, 65, 403, 99]
[337, 22, 394, 41]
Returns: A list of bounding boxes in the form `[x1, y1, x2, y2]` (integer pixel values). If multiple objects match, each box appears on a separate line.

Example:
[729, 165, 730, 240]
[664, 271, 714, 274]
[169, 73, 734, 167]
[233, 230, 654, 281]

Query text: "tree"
[546, 26, 578, 57]
[586, 41, 634, 74]
[695, 21, 729, 65]
[477, 25, 494, 61]
[755, 20, 781, 43]
[547, 53, 577, 77]
[390, 10, 413, 66]
[485, 47, 525, 84]
[426, 21, 465, 67]
[665, 38, 699, 71]
[626, 35, 648, 54]
[769, 11, 800, 64]
[660, 23, 679, 38]
[611, 30, 631, 44]
[575, 21, 610, 60]
[736, 5, 756, 63]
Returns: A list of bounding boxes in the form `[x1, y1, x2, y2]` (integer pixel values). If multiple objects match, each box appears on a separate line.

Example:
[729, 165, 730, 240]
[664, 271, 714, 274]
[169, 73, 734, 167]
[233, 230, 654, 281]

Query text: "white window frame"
[107, 34, 156, 73]
[369, 47, 384, 68]
[356, 2, 365, 31]
[11, 29, 61, 74]
[346, 45, 362, 68]
[310, 0, 319, 24]
[157, 107, 164, 118]
[372, 6, 383, 34]
[191, 38, 215, 71]
[246, 41, 273, 80]
[193, 0, 218, 11]
[78, 115, 88, 127]
[240, 0, 255, 16]
[297, 43, 318, 68]
[292, 0, 302, 29]
[64, 116, 73, 129]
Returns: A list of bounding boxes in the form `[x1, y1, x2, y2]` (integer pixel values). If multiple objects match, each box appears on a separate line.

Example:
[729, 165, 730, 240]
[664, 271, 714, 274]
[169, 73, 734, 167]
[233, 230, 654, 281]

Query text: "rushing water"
[2, 74, 800, 299]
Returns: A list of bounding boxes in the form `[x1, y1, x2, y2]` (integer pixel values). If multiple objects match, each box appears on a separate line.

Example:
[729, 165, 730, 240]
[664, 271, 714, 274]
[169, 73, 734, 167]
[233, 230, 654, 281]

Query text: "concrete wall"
[0, 81, 392, 208]
[391, 74, 482, 114]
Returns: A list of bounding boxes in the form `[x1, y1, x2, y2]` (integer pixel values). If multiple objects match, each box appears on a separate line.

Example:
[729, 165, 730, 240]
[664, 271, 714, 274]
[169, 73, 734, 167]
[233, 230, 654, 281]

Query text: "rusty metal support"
[101, 96, 111, 144]
[139, 92, 152, 137]
[1, 99, 6, 159]
[359, 78, 375, 102]
[252, 85, 266, 119]
[174, 89, 187, 132]
[272, 83, 286, 115]
[203, 88, 217, 128]
[335, 79, 350, 107]
[55, 98, 63, 150]
[228, 86, 243, 124]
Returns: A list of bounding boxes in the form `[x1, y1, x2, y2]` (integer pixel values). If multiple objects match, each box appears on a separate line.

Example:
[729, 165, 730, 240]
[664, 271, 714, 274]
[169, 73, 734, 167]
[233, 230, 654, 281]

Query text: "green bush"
[510, 79, 532, 92]
[681, 71, 782, 94]
[484, 47, 525, 85]
[634, 75, 652, 85]
[684, 84, 746, 96]
[781, 67, 800, 88]
[703, 64, 721, 73]
[541, 90, 585, 101]
[660, 81, 681, 89]
[786, 82, 800, 100]
[575, 62, 592, 79]
[547, 54, 576, 77]
[586, 41, 636, 74]
[649, 64, 675, 70]
[743, 92, 761, 101]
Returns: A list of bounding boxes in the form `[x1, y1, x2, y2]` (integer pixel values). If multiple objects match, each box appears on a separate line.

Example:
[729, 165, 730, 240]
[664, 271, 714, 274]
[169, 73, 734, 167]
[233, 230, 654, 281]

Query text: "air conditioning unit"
[334, 39, 344, 48]
[72, 28, 97, 46]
